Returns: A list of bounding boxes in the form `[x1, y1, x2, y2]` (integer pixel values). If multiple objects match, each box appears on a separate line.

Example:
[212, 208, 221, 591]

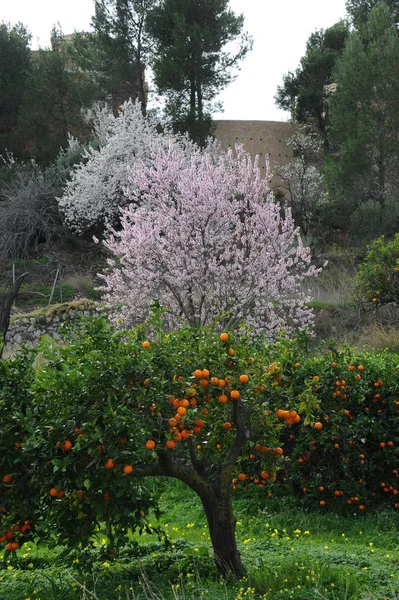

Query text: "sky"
[1, 0, 348, 122]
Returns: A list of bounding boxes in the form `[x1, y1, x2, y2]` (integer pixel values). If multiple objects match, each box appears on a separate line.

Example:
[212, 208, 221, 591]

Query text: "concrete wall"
[213, 120, 293, 183]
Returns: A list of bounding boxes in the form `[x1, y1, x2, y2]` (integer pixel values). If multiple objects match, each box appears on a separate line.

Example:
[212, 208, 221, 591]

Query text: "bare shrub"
[0, 163, 61, 259]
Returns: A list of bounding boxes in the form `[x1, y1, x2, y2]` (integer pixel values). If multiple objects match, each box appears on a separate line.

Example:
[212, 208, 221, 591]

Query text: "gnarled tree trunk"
[200, 487, 244, 578]
[0, 272, 27, 358]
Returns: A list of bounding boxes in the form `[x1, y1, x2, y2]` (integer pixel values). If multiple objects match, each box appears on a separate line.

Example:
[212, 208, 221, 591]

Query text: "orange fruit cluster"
[276, 409, 301, 425]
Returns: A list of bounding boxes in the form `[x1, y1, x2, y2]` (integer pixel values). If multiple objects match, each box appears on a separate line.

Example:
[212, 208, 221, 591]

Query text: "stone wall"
[213, 120, 293, 184]
[4, 301, 107, 357]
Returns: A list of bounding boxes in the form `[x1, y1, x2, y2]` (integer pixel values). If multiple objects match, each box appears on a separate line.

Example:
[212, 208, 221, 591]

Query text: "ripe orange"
[331, 362, 337, 368]
[194, 369, 203, 379]
[169, 417, 177, 427]
[228, 348, 235, 356]
[142, 341, 150, 349]
[63, 440, 72, 451]
[49, 487, 58, 497]
[357, 365, 364, 371]
[230, 390, 240, 400]
[380, 442, 386, 448]
[274, 447, 283, 456]
[220, 332, 229, 342]
[314, 422, 323, 430]
[2, 474, 12, 484]
[294, 362, 300, 368]
[261, 471, 269, 480]
[210, 377, 219, 386]
[223, 422, 232, 430]
[123, 465, 133, 474]
[359, 504, 365, 511]
[177, 406, 186, 416]
[238, 473, 246, 481]
[6, 542, 17, 552]
[105, 458, 115, 469]
[195, 419, 205, 427]
[319, 500, 326, 506]
[218, 379, 226, 388]
[5, 529, 14, 540]
[239, 374, 249, 384]
[276, 409, 284, 419]
[348, 365, 355, 371]
[218, 394, 228, 403]
[145, 440, 156, 450]
[202, 369, 210, 379]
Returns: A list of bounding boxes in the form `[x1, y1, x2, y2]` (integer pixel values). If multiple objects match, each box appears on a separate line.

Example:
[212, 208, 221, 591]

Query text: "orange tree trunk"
[200, 488, 244, 577]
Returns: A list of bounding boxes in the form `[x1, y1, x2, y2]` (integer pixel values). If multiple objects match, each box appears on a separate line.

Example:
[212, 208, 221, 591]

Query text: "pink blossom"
[99, 141, 320, 338]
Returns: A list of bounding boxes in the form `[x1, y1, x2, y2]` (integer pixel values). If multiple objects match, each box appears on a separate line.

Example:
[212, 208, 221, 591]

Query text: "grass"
[14, 283, 77, 307]
[10, 299, 99, 323]
[2, 482, 399, 599]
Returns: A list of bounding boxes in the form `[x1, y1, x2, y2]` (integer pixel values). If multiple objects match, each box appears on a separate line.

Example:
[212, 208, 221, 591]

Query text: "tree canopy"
[275, 21, 349, 134]
[346, 0, 399, 29]
[146, 0, 252, 144]
[99, 138, 319, 336]
[325, 3, 399, 214]
[0, 22, 31, 158]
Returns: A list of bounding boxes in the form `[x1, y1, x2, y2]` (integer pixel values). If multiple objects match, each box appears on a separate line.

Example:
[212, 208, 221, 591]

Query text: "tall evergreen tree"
[275, 22, 349, 135]
[0, 22, 31, 158]
[346, 0, 399, 29]
[145, 0, 252, 145]
[325, 3, 399, 216]
[85, 0, 158, 114]
[18, 29, 94, 164]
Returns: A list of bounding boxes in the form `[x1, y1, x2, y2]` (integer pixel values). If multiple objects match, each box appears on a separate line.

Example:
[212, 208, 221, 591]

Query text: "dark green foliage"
[325, 3, 399, 220]
[17, 29, 94, 165]
[146, 0, 252, 145]
[346, 0, 399, 29]
[275, 22, 349, 135]
[354, 233, 399, 309]
[0, 22, 31, 158]
[87, 0, 158, 113]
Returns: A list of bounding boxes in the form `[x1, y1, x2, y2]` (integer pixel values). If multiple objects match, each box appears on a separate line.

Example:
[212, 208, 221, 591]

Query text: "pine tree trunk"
[200, 489, 244, 577]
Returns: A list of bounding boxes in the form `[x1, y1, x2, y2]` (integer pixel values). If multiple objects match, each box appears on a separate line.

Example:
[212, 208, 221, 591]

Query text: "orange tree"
[355, 233, 399, 311]
[0, 315, 309, 577]
[278, 347, 399, 513]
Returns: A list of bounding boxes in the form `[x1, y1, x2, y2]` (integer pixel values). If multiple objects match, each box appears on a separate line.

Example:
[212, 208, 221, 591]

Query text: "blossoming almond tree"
[58, 100, 223, 235]
[99, 141, 319, 337]
[57, 101, 167, 234]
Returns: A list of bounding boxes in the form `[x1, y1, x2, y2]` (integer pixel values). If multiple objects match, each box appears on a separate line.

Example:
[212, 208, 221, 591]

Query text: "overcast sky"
[1, 0, 348, 121]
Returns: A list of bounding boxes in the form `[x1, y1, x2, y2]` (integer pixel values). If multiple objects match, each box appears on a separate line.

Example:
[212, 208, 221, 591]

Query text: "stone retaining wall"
[4, 301, 107, 357]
